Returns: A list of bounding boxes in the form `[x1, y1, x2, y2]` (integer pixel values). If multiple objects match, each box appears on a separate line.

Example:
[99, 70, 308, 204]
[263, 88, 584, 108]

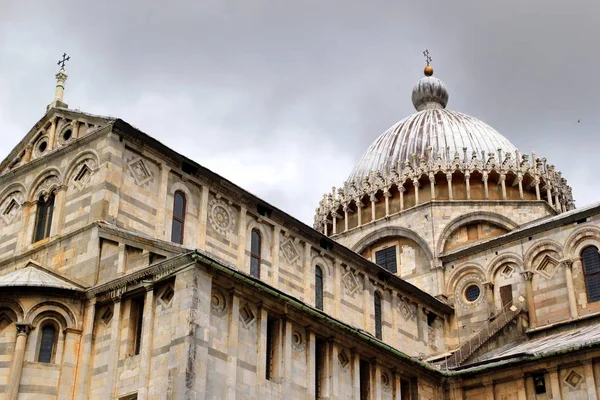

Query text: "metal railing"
[446, 300, 523, 367]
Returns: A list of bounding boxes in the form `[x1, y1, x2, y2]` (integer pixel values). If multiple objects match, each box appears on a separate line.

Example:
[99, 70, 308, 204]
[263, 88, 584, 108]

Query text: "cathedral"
[0, 55, 599, 400]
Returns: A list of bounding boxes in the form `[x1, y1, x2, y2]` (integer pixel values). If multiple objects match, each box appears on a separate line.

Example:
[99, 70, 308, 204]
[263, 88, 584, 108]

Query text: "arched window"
[250, 229, 261, 278]
[582, 246, 600, 303]
[315, 266, 324, 310]
[37, 322, 57, 363]
[374, 292, 382, 340]
[171, 191, 186, 244]
[33, 192, 55, 242]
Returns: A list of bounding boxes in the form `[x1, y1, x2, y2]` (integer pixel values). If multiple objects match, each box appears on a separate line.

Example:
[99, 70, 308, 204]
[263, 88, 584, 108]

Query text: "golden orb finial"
[424, 65, 434, 76]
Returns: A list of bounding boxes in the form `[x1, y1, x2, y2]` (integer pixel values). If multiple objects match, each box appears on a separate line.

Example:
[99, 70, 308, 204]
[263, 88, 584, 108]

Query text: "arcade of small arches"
[314, 149, 573, 236]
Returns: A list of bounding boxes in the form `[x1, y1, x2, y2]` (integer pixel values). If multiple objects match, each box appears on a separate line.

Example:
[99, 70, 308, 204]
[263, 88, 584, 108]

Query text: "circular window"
[464, 284, 481, 302]
[62, 129, 72, 142]
[37, 140, 48, 154]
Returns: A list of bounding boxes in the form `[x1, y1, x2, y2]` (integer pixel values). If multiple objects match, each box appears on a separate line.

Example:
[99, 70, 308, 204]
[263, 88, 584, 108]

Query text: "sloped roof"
[0, 264, 85, 291]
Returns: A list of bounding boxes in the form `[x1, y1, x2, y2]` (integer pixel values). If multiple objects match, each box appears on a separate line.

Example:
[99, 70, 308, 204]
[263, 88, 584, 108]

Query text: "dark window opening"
[427, 313, 436, 327]
[374, 292, 382, 340]
[400, 379, 411, 400]
[315, 338, 326, 399]
[359, 359, 371, 400]
[37, 323, 57, 363]
[315, 265, 324, 311]
[582, 246, 600, 303]
[375, 246, 397, 274]
[532, 373, 547, 394]
[464, 284, 481, 302]
[250, 229, 261, 278]
[33, 192, 55, 242]
[266, 316, 276, 380]
[171, 191, 186, 244]
[130, 297, 145, 356]
[62, 129, 72, 142]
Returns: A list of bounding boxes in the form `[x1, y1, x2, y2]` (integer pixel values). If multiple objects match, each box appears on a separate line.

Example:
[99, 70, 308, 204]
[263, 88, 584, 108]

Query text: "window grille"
[33, 192, 55, 242]
[375, 246, 397, 274]
[582, 246, 600, 303]
[374, 292, 382, 340]
[250, 229, 261, 278]
[315, 266, 324, 311]
[171, 191, 186, 244]
[38, 324, 56, 363]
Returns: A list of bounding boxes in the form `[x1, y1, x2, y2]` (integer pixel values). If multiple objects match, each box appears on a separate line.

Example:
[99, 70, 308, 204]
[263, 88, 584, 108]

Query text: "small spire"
[47, 53, 70, 111]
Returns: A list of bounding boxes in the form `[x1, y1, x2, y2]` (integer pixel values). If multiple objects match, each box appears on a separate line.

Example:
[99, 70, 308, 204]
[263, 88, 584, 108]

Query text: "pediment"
[0, 261, 87, 291]
[0, 107, 112, 174]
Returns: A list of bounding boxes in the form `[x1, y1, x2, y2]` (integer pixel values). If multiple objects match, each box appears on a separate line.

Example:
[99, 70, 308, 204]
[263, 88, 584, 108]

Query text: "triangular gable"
[0, 107, 113, 174]
[0, 260, 87, 291]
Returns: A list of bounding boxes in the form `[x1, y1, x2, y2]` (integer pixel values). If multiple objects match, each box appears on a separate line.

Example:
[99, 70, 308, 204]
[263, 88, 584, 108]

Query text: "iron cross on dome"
[57, 53, 70, 69]
[423, 49, 432, 66]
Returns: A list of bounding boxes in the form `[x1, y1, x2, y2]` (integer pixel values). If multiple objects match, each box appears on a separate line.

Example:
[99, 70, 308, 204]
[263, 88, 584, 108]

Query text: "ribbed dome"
[348, 108, 518, 182]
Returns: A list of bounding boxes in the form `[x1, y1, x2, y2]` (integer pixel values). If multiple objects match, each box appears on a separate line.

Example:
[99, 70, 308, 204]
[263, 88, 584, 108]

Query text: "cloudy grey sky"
[1, 0, 598, 224]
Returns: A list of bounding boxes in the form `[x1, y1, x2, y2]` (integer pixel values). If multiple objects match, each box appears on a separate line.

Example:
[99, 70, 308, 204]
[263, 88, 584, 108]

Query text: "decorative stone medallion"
[72, 160, 96, 191]
[398, 299, 415, 321]
[1, 193, 23, 225]
[208, 199, 235, 236]
[338, 350, 350, 369]
[381, 372, 392, 392]
[342, 270, 361, 296]
[239, 303, 256, 328]
[280, 239, 299, 264]
[211, 289, 227, 316]
[291, 330, 305, 352]
[500, 264, 514, 279]
[564, 370, 583, 389]
[127, 157, 153, 186]
[536, 255, 559, 279]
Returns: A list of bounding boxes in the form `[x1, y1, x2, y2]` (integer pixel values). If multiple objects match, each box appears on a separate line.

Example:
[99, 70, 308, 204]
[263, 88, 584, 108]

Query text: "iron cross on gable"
[423, 49, 432, 66]
[57, 53, 70, 69]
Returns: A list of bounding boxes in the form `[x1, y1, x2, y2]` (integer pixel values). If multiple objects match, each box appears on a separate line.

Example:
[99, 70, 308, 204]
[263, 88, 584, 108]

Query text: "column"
[447, 173, 454, 200]
[584, 360, 598, 400]
[500, 174, 507, 200]
[137, 285, 156, 400]
[373, 361, 382, 400]
[484, 282, 495, 315]
[8, 323, 31, 400]
[363, 275, 372, 332]
[225, 292, 240, 400]
[343, 207, 349, 232]
[549, 368, 562, 400]
[23, 201, 38, 246]
[429, 174, 436, 200]
[106, 298, 123, 400]
[330, 341, 339, 398]
[546, 186, 554, 208]
[282, 319, 293, 391]
[483, 174, 489, 200]
[371, 196, 376, 221]
[323, 221, 328, 236]
[117, 243, 126, 274]
[517, 175, 524, 200]
[50, 185, 67, 236]
[394, 369, 402, 400]
[534, 178, 541, 200]
[78, 122, 88, 137]
[75, 298, 97, 400]
[447, 379, 464, 400]
[357, 203, 363, 227]
[198, 185, 209, 250]
[465, 173, 471, 200]
[303, 242, 311, 302]
[352, 350, 361, 399]
[384, 191, 390, 216]
[154, 163, 171, 240]
[57, 328, 83, 399]
[516, 376, 527, 400]
[332, 215, 337, 235]
[271, 224, 280, 288]
[399, 186, 405, 211]
[436, 264, 445, 297]
[236, 206, 247, 271]
[563, 260, 578, 319]
[23, 144, 32, 163]
[257, 308, 268, 384]
[391, 293, 399, 347]
[554, 191, 561, 212]
[47, 116, 58, 150]
[306, 330, 316, 397]
[522, 271, 536, 327]
[71, 120, 80, 139]
[484, 382, 495, 400]
[413, 179, 420, 205]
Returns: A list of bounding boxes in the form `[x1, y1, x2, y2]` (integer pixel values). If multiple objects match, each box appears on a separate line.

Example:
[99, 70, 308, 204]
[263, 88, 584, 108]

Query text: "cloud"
[0, 0, 598, 224]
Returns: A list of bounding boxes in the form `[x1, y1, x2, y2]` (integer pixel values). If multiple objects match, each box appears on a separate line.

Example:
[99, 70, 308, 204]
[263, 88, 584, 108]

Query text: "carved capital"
[16, 323, 32, 336]
[483, 281, 494, 290]
[521, 271, 534, 281]
[560, 259, 574, 270]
